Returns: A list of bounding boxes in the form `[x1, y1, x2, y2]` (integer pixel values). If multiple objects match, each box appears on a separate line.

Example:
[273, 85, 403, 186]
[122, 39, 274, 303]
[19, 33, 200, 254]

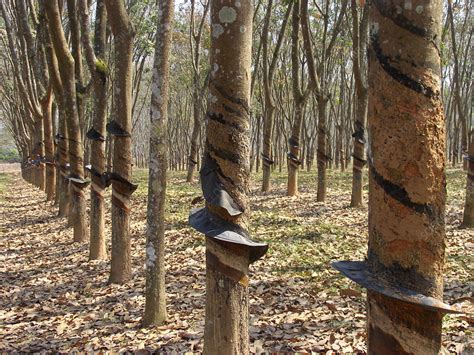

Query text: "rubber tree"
[333, 0, 461, 352]
[45, 0, 89, 243]
[447, 0, 468, 170]
[67, 0, 87, 135]
[261, 0, 292, 192]
[301, 0, 348, 202]
[0, 0, 50, 193]
[143, 0, 174, 326]
[189, 0, 268, 352]
[448, 0, 474, 227]
[105, 0, 138, 284]
[463, 137, 474, 226]
[15, 0, 45, 192]
[36, 8, 55, 201]
[79, 0, 109, 260]
[41, 85, 55, 201]
[287, 0, 310, 197]
[350, 0, 369, 207]
[36, 3, 56, 203]
[43, 28, 70, 217]
[186, 0, 210, 183]
[33, 1, 55, 201]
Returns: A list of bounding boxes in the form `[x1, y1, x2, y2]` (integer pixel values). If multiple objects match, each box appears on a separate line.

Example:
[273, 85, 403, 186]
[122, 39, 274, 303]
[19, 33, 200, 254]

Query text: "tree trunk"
[186, 97, 201, 182]
[287, 100, 304, 196]
[350, 89, 368, 207]
[367, 1, 448, 352]
[260, 0, 291, 192]
[105, 0, 136, 284]
[79, 0, 108, 260]
[204, 238, 250, 354]
[189, 0, 267, 351]
[186, 0, 209, 183]
[42, 87, 55, 201]
[262, 101, 275, 192]
[350, 0, 369, 207]
[462, 138, 474, 227]
[34, 117, 46, 191]
[316, 97, 328, 201]
[287, 0, 306, 197]
[45, 0, 88, 242]
[143, 0, 174, 326]
[57, 109, 70, 217]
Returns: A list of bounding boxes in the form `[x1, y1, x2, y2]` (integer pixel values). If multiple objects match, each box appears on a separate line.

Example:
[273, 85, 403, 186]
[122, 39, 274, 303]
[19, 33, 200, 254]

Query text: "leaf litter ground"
[0, 167, 472, 353]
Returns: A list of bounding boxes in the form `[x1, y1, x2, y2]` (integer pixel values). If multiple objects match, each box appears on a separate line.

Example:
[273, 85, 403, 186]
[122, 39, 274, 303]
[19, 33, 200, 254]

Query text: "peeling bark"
[198, 0, 267, 351]
[367, 1, 446, 351]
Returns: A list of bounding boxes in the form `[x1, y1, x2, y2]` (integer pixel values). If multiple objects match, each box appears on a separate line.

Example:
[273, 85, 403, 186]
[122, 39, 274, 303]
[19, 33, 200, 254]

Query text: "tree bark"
[57, 108, 70, 217]
[462, 137, 474, 227]
[67, 0, 86, 132]
[350, 0, 369, 207]
[105, 0, 136, 284]
[287, 0, 306, 197]
[44, 30, 69, 212]
[186, 0, 209, 183]
[447, 0, 467, 170]
[367, 1, 447, 351]
[261, 0, 292, 192]
[79, 0, 108, 260]
[143, 0, 174, 326]
[42, 86, 55, 201]
[301, 0, 348, 202]
[316, 96, 328, 201]
[45, 0, 88, 242]
[187, 95, 202, 182]
[190, 0, 268, 351]
[34, 116, 46, 191]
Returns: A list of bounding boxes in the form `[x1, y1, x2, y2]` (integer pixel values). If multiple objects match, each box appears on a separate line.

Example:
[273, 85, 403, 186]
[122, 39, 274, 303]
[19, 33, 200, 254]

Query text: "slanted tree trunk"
[79, 0, 108, 260]
[189, 0, 268, 352]
[350, 0, 369, 207]
[364, 1, 450, 351]
[105, 0, 137, 284]
[45, 0, 88, 242]
[143, 0, 174, 326]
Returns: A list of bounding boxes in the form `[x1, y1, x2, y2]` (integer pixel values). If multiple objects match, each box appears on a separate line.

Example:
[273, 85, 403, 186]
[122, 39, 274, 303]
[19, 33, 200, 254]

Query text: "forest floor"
[0, 168, 473, 353]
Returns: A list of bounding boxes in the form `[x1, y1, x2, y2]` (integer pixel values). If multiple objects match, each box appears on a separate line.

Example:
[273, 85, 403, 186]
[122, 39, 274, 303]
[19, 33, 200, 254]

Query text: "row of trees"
[2, 1, 471, 201]
[0, 0, 471, 353]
